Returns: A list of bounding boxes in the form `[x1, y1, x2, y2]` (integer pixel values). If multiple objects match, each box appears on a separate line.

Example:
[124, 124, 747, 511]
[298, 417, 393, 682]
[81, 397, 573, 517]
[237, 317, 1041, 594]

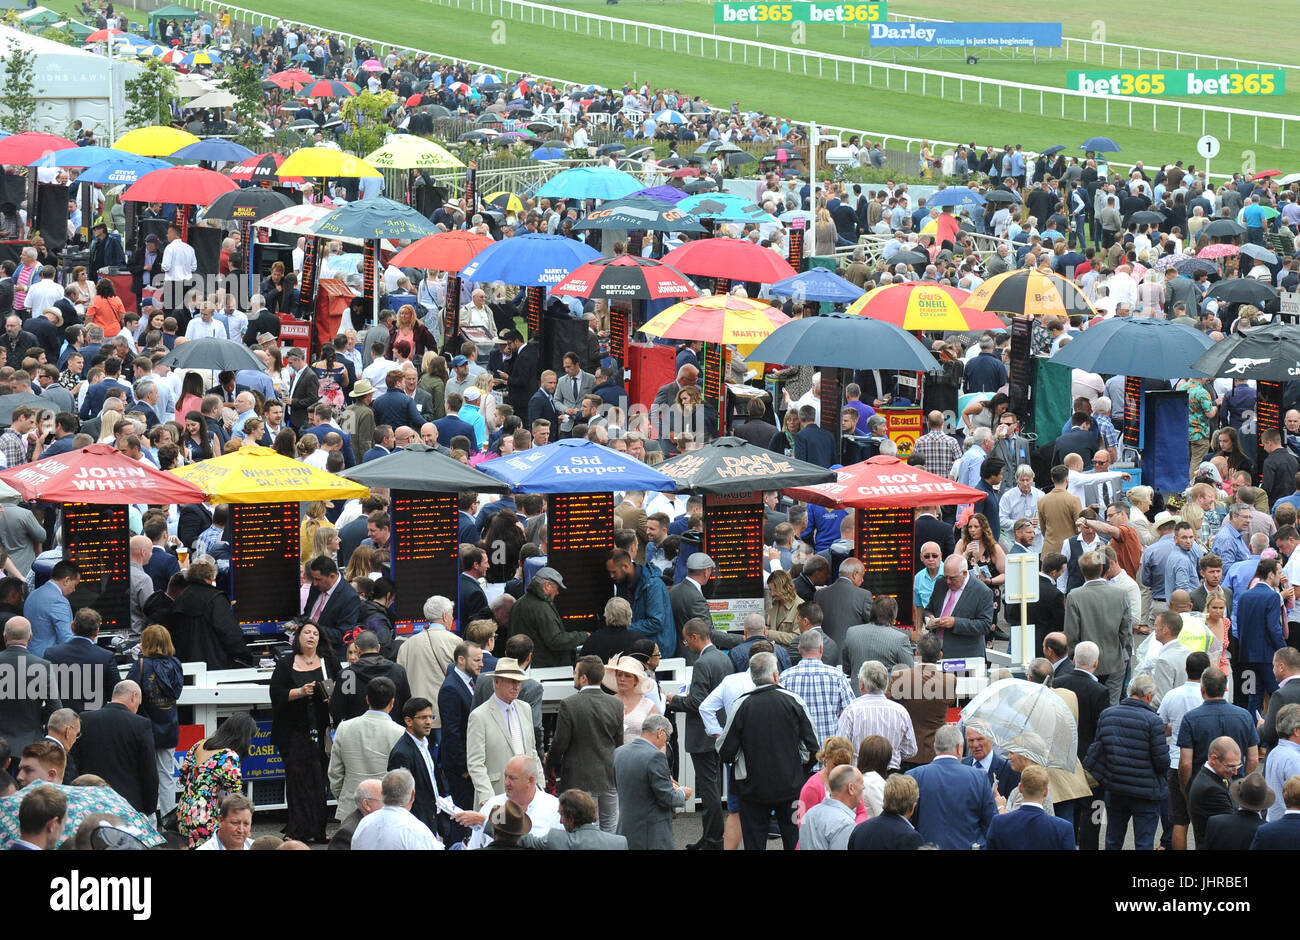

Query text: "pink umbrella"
[1197, 243, 1239, 259]
[362, 58, 384, 72]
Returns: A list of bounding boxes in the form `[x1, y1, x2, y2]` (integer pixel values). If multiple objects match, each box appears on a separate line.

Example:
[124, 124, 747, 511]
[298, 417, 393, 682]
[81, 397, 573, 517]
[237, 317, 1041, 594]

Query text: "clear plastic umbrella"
[959, 679, 1078, 770]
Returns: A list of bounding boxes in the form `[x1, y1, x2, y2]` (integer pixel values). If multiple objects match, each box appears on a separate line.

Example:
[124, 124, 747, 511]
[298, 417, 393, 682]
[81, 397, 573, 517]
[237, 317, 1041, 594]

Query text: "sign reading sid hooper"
[1068, 70, 1285, 96]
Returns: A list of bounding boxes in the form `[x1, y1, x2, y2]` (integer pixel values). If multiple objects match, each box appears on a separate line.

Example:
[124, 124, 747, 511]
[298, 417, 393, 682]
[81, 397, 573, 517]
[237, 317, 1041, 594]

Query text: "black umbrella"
[575, 197, 704, 232]
[160, 338, 266, 372]
[596, 143, 626, 156]
[725, 150, 757, 166]
[748, 314, 939, 372]
[1128, 210, 1165, 226]
[657, 157, 687, 169]
[1040, 144, 1066, 156]
[984, 190, 1020, 204]
[1206, 278, 1278, 306]
[1191, 324, 1300, 380]
[1203, 218, 1246, 237]
[525, 121, 554, 134]
[625, 145, 655, 161]
[287, 118, 319, 131]
[889, 249, 931, 269]
[683, 178, 717, 194]
[204, 187, 294, 222]
[655, 437, 836, 495]
[421, 104, 452, 119]
[459, 130, 495, 142]
[476, 112, 504, 124]
[339, 443, 509, 492]
[477, 82, 506, 93]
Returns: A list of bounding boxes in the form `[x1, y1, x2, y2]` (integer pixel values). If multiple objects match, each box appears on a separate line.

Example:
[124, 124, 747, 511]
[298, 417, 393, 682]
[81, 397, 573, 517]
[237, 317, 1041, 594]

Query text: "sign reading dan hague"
[867, 22, 1062, 47]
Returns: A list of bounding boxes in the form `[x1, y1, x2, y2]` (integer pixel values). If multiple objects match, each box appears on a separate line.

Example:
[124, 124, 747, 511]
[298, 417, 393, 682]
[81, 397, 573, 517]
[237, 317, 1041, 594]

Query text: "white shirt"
[185, 317, 226, 341]
[161, 238, 198, 281]
[24, 279, 63, 316]
[196, 834, 253, 850]
[699, 669, 756, 737]
[351, 805, 443, 850]
[1158, 681, 1204, 764]
[465, 787, 561, 849]
[363, 357, 401, 388]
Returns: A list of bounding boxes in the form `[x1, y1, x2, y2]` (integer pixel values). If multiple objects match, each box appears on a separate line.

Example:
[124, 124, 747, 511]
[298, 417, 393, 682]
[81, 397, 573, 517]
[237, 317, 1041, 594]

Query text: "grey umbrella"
[160, 338, 266, 372]
[1240, 243, 1279, 265]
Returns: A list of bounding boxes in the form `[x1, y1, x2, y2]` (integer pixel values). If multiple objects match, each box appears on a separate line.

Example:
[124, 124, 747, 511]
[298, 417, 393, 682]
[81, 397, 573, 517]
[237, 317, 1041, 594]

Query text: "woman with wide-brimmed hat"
[604, 654, 659, 746]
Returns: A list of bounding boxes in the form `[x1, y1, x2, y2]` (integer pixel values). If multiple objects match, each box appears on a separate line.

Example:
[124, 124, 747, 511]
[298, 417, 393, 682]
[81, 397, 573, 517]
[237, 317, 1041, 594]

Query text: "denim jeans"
[1105, 792, 1161, 850]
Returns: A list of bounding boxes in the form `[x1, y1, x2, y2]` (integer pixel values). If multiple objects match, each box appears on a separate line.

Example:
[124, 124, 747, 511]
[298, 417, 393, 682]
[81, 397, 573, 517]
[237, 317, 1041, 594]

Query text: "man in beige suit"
[396, 595, 461, 729]
[328, 676, 404, 820]
[466, 658, 539, 810]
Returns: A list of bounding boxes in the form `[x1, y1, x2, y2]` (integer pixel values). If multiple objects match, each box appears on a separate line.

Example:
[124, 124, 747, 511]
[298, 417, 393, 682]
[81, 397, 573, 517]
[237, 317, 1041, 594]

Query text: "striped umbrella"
[846, 283, 1005, 331]
[640, 295, 789, 346]
[181, 49, 223, 67]
[965, 268, 1097, 318]
[228, 152, 304, 184]
[302, 79, 357, 99]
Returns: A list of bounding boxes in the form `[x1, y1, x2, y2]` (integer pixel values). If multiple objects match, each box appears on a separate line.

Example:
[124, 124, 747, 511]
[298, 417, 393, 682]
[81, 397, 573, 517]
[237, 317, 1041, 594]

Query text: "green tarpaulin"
[1030, 357, 1073, 444]
[148, 4, 202, 22]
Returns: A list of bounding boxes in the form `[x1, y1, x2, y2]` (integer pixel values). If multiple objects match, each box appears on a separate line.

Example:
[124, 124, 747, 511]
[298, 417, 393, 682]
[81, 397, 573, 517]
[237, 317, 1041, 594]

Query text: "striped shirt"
[835, 693, 918, 768]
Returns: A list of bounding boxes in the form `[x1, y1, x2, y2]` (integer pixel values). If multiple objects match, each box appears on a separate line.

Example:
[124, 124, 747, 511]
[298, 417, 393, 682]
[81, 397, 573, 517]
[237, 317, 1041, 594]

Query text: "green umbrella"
[0, 782, 165, 848]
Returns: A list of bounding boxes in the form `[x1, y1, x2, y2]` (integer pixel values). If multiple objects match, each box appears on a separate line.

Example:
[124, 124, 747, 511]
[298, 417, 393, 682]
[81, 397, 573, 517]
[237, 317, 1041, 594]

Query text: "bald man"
[129, 535, 154, 631]
[912, 540, 944, 631]
[73, 680, 158, 815]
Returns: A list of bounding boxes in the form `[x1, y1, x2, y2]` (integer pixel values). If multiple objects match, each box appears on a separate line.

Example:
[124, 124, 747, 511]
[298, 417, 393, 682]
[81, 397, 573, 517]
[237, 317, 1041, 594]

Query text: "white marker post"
[1003, 552, 1040, 666]
[1197, 134, 1221, 184]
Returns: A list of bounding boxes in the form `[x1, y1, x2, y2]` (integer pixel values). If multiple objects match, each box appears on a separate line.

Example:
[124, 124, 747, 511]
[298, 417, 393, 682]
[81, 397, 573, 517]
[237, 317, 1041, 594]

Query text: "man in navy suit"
[388, 696, 452, 842]
[792, 404, 837, 468]
[848, 773, 926, 850]
[458, 546, 490, 628]
[303, 403, 357, 468]
[906, 724, 997, 849]
[434, 392, 478, 454]
[527, 370, 560, 439]
[372, 372, 424, 432]
[1250, 775, 1300, 849]
[362, 425, 394, 464]
[78, 356, 134, 419]
[985, 765, 1076, 849]
[42, 609, 120, 714]
[436, 642, 483, 813]
[301, 556, 361, 651]
[1235, 558, 1288, 717]
[963, 721, 1020, 799]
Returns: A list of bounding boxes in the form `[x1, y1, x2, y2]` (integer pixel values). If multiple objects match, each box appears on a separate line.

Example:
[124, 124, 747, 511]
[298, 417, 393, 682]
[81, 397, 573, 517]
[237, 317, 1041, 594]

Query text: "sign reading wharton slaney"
[714, 2, 887, 24]
[868, 22, 1062, 47]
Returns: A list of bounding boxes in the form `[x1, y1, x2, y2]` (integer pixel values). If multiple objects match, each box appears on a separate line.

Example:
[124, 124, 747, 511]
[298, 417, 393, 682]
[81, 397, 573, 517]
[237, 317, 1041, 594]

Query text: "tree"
[224, 58, 267, 150]
[0, 40, 38, 135]
[124, 57, 178, 129]
[338, 91, 396, 159]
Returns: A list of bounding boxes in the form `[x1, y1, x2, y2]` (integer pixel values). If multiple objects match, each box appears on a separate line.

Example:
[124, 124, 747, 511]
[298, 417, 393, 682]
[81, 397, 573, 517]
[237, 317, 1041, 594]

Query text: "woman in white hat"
[604, 654, 659, 745]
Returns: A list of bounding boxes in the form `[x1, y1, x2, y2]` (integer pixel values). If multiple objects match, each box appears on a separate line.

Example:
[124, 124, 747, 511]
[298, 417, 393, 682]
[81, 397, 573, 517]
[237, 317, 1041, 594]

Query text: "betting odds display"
[548, 492, 614, 629]
[62, 504, 130, 633]
[855, 508, 913, 626]
[390, 490, 459, 634]
[229, 502, 301, 634]
[1256, 381, 1282, 484]
[703, 493, 764, 600]
[1124, 376, 1144, 449]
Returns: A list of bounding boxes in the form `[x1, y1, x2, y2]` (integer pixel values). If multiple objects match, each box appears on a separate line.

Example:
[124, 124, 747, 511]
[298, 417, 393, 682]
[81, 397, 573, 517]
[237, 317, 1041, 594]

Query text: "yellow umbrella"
[170, 445, 370, 503]
[113, 126, 201, 157]
[640, 295, 789, 353]
[277, 147, 383, 179]
[364, 134, 464, 170]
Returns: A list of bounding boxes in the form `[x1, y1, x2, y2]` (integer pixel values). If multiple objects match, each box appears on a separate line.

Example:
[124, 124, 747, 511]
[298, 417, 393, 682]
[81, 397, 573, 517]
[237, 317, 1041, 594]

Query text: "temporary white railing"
[421, 0, 1300, 147]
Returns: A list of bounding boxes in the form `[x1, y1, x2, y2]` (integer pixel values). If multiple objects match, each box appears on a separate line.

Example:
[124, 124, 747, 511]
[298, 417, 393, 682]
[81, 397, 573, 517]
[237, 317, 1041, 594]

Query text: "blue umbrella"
[473, 72, 503, 86]
[536, 166, 643, 200]
[1079, 136, 1121, 152]
[748, 314, 940, 372]
[677, 192, 776, 222]
[1050, 318, 1213, 380]
[768, 268, 866, 304]
[1040, 145, 1066, 156]
[72, 156, 170, 186]
[292, 51, 314, 62]
[28, 145, 134, 168]
[531, 147, 566, 160]
[652, 110, 687, 124]
[478, 438, 676, 494]
[925, 186, 986, 209]
[1172, 256, 1220, 276]
[171, 138, 257, 163]
[460, 232, 600, 286]
[631, 185, 689, 204]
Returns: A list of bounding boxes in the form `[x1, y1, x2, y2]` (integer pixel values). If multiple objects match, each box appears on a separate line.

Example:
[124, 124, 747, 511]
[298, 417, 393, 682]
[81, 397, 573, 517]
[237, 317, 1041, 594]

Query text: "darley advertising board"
[867, 22, 1062, 48]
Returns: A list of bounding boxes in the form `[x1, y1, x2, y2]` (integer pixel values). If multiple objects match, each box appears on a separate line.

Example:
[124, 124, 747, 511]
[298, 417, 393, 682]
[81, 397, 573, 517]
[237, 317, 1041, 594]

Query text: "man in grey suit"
[553, 351, 596, 437]
[843, 595, 915, 680]
[0, 618, 61, 756]
[520, 789, 628, 850]
[923, 555, 995, 660]
[813, 557, 874, 650]
[665, 617, 730, 850]
[669, 556, 714, 633]
[545, 656, 624, 832]
[613, 714, 690, 850]
[1064, 549, 1132, 705]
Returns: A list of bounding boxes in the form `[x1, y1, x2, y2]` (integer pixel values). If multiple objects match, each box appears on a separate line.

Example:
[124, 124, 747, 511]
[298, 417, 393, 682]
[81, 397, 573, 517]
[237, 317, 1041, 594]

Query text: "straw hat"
[488, 657, 528, 682]
[602, 655, 655, 695]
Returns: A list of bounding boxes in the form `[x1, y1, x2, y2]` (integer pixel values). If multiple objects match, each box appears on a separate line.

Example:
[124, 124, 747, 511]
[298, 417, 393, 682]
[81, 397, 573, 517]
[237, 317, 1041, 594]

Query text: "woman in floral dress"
[177, 712, 257, 848]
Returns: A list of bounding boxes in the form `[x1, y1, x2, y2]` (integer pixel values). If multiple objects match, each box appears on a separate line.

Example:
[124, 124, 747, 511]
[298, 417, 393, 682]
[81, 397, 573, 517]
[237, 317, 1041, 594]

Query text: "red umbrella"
[267, 68, 315, 90]
[552, 255, 697, 301]
[83, 28, 125, 42]
[0, 445, 206, 505]
[389, 230, 495, 271]
[783, 455, 985, 510]
[122, 165, 238, 204]
[661, 237, 797, 283]
[1250, 169, 1282, 180]
[669, 167, 700, 178]
[228, 152, 304, 184]
[0, 132, 77, 165]
[301, 80, 358, 99]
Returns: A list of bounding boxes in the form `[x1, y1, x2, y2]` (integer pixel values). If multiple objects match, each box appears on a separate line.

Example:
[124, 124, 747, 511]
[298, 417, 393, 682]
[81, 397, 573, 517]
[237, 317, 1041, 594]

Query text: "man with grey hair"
[1263, 702, 1300, 822]
[728, 612, 790, 673]
[329, 777, 384, 851]
[923, 554, 995, 659]
[779, 629, 854, 747]
[799, 763, 864, 850]
[1065, 549, 1132, 705]
[1084, 673, 1169, 850]
[71, 679, 157, 816]
[812, 555, 873, 650]
[955, 426, 995, 489]
[41, 707, 81, 781]
[965, 336, 1006, 393]
[352, 768, 442, 850]
[718, 651, 819, 850]
[837, 660, 918, 769]
[613, 713, 690, 850]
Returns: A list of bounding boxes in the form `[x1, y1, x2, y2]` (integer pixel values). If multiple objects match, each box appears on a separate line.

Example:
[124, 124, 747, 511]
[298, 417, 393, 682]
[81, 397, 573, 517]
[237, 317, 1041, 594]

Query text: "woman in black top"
[270, 621, 339, 843]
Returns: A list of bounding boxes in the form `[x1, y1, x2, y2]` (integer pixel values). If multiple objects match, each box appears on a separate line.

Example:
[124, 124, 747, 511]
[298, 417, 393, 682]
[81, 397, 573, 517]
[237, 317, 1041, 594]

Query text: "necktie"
[940, 588, 959, 618]
[508, 705, 525, 753]
[311, 590, 329, 622]
[572, 376, 579, 400]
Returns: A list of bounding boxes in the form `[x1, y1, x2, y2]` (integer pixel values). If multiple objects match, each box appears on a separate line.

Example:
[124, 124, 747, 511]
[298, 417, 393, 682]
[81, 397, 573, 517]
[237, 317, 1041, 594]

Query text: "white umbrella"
[959, 678, 1078, 770]
[186, 90, 238, 109]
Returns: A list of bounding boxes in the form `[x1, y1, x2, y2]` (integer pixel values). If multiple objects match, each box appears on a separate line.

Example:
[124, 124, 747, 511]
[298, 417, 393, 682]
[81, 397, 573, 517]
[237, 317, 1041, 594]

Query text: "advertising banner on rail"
[1068, 70, 1285, 96]
[868, 22, 1062, 48]
[714, 2, 887, 24]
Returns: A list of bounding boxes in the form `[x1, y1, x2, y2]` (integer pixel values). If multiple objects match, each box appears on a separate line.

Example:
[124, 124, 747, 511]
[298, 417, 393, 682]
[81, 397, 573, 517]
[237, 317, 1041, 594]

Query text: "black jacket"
[329, 653, 410, 725]
[848, 812, 925, 850]
[72, 702, 159, 815]
[1187, 764, 1235, 848]
[301, 577, 362, 651]
[717, 683, 818, 803]
[506, 341, 541, 415]
[355, 600, 396, 659]
[914, 514, 956, 569]
[388, 732, 450, 840]
[177, 503, 213, 553]
[166, 581, 251, 670]
[1204, 808, 1264, 851]
[1054, 669, 1109, 760]
[43, 637, 120, 714]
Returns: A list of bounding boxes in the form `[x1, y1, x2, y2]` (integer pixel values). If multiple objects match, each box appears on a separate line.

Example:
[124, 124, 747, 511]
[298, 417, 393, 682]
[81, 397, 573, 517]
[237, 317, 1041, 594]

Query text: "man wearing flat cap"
[506, 567, 589, 668]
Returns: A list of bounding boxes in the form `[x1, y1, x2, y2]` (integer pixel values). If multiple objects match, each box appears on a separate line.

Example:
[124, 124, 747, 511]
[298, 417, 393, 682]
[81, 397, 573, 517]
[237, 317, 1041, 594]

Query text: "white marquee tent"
[0, 24, 143, 140]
